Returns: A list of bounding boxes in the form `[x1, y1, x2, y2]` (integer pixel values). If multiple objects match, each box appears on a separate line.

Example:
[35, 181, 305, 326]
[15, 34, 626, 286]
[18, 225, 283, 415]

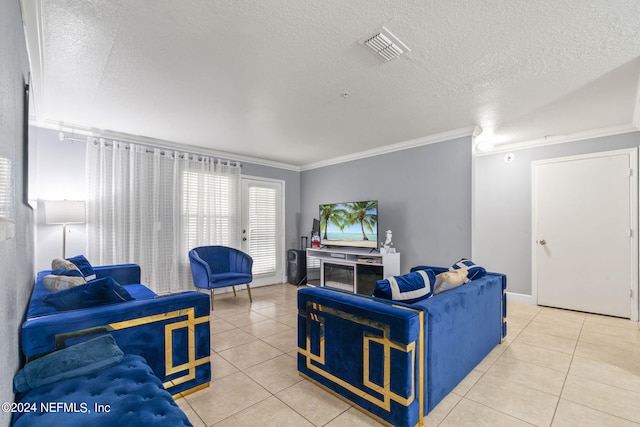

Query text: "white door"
[241, 177, 285, 287]
[533, 149, 638, 319]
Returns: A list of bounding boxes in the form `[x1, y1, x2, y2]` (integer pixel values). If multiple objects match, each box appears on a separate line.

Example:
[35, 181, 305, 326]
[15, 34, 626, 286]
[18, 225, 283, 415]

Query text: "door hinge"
[630, 289, 633, 298]
[629, 168, 633, 177]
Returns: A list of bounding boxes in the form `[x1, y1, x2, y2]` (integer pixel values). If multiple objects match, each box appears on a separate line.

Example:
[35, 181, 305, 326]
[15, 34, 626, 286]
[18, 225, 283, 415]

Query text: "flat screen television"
[319, 200, 378, 249]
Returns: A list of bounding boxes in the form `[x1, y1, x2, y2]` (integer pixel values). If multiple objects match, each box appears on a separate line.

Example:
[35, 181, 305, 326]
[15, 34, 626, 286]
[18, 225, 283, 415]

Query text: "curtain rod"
[58, 132, 242, 167]
[58, 132, 85, 143]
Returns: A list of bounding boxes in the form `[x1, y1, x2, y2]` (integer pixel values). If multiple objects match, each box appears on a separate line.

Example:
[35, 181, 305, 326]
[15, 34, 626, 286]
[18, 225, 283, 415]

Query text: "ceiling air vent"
[363, 26, 411, 61]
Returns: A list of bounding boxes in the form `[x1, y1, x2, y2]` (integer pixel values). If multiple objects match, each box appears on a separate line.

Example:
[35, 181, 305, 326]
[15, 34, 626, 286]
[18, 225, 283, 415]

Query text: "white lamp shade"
[45, 200, 86, 224]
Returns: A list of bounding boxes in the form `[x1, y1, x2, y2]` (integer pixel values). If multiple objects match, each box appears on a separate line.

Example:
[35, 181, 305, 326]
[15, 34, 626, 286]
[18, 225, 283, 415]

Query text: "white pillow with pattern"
[42, 274, 86, 292]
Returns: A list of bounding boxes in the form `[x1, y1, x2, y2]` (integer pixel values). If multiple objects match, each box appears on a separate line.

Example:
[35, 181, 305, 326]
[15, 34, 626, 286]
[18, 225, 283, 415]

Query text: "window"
[0, 157, 11, 218]
[241, 178, 284, 285]
[182, 169, 240, 254]
[247, 185, 277, 275]
[0, 157, 15, 240]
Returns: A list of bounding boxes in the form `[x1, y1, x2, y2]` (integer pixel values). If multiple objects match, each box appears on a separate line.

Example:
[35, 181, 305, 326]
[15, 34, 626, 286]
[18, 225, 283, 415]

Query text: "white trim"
[475, 124, 638, 157]
[242, 174, 288, 284]
[629, 148, 640, 321]
[471, 138, 478, 262]
[531, 148, 639, 321]
[300, 126, 480, 171]
[633, 71, 640, 130]
[506, 292, 537, 305]
[241, 176, 287, 286]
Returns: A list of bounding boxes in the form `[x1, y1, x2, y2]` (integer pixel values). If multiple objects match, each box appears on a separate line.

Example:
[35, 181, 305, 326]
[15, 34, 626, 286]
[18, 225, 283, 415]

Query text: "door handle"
[538, 239, 546, 245]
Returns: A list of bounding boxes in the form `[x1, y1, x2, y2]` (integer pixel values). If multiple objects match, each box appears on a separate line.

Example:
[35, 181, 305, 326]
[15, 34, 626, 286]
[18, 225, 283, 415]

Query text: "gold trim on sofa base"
[299, 300, 424, 425]
[53, 307, 210, 392]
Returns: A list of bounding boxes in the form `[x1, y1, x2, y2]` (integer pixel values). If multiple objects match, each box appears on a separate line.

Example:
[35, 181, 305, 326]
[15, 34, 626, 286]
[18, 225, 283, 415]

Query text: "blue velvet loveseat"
[297, 266, 506, 427]
[22, 263, 211, 397]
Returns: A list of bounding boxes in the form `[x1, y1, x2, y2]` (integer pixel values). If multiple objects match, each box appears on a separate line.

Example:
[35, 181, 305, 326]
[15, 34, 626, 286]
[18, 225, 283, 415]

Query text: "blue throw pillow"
[13, 335, 124, 392]
[450, 259, 486, 282]
[44, 277, 134, 311]
[66, 255, 97, 281]
[50, 268, 84, 277]
[373, 270, 435, 304]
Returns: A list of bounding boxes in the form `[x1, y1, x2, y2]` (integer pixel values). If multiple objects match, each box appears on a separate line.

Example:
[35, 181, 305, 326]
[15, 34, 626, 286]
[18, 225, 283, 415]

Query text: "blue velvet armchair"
[188, 246, 253, 309]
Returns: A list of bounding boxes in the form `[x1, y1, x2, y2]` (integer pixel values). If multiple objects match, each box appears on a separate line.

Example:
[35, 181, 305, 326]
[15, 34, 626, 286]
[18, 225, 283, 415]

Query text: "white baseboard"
[506, 292, 536, 305]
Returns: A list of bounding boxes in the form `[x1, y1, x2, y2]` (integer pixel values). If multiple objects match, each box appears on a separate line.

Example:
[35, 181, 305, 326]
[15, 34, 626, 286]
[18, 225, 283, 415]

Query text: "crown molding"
[35, 120, 480, 173]
[300, 126, 479, 171]
[473, 124, 639, 157]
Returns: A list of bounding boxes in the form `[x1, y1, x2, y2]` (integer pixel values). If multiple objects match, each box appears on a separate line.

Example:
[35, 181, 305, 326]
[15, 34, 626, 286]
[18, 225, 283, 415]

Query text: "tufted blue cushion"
[11, 354, 193, 427]
[373, 270, 436, 304]
[44, 277, 134, 311]
[450, 259, 487, 282]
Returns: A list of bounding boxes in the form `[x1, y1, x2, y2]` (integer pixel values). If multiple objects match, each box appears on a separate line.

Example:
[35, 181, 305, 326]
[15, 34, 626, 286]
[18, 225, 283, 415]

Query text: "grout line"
[546, 307, 586, 427]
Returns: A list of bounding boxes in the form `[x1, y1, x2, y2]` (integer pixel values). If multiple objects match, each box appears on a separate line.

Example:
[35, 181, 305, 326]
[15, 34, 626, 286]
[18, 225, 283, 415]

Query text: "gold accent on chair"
[299, 302, 424, 416]
[54, 308, 210, 394]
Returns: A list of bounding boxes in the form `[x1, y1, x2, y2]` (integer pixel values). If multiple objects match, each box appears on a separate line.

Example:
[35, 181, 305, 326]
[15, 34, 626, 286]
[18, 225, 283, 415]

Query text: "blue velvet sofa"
[22, 264, 211, 396]
[297, 266, 507, 427]
[11, 335, 193, 427]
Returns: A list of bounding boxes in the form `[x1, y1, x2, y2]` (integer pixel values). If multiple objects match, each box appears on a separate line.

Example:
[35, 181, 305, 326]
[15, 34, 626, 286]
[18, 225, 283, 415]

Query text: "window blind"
[247, 185, 277, 275]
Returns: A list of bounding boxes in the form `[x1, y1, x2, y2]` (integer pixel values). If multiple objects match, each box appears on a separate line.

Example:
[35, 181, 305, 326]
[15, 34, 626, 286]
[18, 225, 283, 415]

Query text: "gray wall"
[300, 136, 473, 272]
[474, 131, 640, 296]
[0, 0, 36, 424]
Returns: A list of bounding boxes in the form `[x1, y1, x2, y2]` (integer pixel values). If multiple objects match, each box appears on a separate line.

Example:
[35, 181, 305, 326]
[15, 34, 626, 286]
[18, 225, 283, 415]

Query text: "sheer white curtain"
[86, 137, 241, 294]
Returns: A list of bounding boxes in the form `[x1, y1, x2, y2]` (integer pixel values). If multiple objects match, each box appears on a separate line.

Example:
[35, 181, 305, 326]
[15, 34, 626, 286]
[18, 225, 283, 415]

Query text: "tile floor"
[176, 283, 640, 426]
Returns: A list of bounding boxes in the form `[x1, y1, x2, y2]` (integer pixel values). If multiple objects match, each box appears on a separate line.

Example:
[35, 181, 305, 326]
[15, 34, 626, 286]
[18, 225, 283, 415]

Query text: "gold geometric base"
[171, 382, 210, 400]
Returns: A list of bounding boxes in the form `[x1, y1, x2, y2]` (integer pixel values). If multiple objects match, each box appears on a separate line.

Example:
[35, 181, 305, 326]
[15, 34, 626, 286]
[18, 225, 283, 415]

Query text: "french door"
[241, 177, 285, 287]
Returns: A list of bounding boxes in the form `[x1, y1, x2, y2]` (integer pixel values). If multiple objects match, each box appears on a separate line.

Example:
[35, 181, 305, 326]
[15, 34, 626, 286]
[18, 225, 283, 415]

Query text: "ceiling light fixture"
[362, 26, 410, 61]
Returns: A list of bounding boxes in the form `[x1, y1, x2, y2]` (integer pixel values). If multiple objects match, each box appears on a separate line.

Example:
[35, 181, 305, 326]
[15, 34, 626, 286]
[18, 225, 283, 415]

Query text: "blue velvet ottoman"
[12, 352, 192, 426]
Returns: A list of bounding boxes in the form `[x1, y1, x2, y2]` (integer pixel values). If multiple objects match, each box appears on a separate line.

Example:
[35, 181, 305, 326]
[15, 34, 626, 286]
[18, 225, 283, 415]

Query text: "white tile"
[569, 356, 640, 394]
[466, 374, 558, 426]
[562, 374, 640, 423]
[515, 329, 577, 355]
[439, 398, 535, 427]
[244, 354, 303, 394]
[486, 356, 566, 396]
[211, 328, 257, 353]
[212, 396, 313, 427]
[552, 399, 640, 427]
[186, 372, 271, 425]
[218, 339, 283, 370]
[324, 407, 386, 427]
[276, 380, 351, 426]
[502, 341, 572, 373]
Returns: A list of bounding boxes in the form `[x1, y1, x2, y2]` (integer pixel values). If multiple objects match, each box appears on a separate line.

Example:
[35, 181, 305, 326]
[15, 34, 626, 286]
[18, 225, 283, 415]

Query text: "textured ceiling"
[21, 0, 640, 168]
